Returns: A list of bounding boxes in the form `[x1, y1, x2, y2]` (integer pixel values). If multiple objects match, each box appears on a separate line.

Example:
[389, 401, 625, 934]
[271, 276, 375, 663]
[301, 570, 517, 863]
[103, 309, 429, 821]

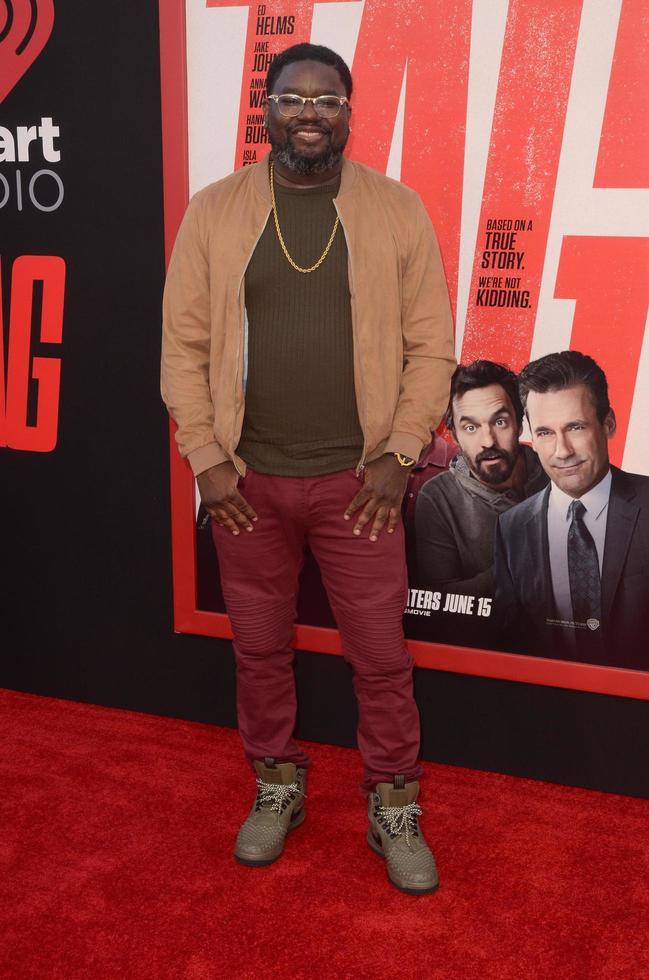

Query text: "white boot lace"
[255, 779, 303, 815]
[377, 801, 422, 845]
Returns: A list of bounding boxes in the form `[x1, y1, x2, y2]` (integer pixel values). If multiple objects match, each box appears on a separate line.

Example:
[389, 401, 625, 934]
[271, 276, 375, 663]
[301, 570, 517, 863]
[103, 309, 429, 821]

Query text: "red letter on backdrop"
[594, 0, 648, 189]
[462, 0, 583, 368]
[554, 236, 649, 465]
[350, 0, 471, 313]
[3, 255, 66, 453]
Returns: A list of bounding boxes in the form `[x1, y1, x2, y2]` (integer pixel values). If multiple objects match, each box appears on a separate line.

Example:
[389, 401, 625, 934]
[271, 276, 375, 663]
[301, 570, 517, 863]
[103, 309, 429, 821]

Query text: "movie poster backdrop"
[159, 0, 649, 699]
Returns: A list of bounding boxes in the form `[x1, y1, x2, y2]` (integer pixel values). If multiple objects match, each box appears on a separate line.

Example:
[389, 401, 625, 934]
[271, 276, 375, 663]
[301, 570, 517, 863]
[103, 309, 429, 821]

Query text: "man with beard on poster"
[494, 350, 649, 668]
[161, 44, 455, 894]
[414, 361, 547, 617]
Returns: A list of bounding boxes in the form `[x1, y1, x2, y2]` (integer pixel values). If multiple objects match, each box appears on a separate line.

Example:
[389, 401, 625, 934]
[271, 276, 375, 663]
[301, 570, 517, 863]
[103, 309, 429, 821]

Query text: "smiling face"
[526, 384, 615, 497]
[451, 384, 522, 487]
[264, 59, 351, 177]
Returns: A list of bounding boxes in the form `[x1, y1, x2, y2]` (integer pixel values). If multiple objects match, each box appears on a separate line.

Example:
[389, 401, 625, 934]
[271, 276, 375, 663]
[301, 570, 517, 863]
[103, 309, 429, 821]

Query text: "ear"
[262, 97, 269, 129]
[604, 408, 617, 439]
[524, 410, 538, 452]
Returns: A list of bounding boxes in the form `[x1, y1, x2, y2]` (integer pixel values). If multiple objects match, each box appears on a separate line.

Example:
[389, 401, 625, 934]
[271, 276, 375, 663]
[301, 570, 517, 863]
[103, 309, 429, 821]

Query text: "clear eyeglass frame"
[267, 94, 350, 119]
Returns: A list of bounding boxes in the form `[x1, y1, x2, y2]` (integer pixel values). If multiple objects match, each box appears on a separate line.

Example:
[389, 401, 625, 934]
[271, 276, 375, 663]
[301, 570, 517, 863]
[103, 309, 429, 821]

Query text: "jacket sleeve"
[384, 196, 456, 462]
[415, 481, 493, 596]
[161, 194, 229, 476]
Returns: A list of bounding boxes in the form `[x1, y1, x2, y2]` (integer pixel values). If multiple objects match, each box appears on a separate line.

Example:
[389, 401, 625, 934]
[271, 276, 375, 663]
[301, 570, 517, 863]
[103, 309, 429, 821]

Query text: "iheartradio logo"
[0, 0, 54, 104]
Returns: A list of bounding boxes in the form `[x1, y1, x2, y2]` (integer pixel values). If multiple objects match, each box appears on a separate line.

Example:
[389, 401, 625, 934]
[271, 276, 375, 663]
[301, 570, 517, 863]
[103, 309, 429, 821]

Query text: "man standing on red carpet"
[161, 43, 455, 895]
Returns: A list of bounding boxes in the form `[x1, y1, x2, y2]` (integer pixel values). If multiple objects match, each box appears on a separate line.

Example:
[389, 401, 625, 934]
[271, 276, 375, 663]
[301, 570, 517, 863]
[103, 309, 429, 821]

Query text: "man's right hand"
[196, 461, 257, 535]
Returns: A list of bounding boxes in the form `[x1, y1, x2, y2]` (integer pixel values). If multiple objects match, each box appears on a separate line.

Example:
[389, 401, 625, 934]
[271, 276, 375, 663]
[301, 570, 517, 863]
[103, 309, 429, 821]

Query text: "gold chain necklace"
[269, 161, 340, 274]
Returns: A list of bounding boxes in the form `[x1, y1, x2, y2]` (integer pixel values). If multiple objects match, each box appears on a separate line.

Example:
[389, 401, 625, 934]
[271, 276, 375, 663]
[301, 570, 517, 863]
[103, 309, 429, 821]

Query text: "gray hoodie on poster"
[415, 445, 547, 597]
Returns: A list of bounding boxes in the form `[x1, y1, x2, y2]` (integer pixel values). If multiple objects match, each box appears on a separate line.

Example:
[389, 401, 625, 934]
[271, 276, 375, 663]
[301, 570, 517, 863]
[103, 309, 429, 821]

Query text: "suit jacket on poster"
[493, 466, 649, 669]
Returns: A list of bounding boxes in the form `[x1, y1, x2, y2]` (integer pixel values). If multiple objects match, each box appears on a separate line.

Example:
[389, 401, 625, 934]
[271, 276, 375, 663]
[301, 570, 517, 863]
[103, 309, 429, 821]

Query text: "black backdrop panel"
[1, 3, 647, 799]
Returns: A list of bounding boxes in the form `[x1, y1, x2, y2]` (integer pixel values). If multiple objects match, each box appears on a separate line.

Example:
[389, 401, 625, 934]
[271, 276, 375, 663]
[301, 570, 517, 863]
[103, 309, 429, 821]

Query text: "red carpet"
[1, 689, 648, 979]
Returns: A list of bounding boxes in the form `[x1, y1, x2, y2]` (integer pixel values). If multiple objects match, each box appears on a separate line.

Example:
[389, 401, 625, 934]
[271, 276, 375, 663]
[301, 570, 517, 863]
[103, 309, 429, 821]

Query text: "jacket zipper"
[335, 202, 368, 475]
[230, 207, 272, 476]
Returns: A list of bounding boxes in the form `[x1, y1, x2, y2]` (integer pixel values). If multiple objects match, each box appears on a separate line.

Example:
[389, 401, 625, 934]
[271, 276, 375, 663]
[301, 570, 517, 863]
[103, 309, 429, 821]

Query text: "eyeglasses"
[267, 94, 350, 119]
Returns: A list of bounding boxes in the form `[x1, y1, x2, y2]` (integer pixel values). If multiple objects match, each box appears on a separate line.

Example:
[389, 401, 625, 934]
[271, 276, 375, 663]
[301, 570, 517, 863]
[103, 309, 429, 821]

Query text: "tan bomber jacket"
[161, 154, 456, 476]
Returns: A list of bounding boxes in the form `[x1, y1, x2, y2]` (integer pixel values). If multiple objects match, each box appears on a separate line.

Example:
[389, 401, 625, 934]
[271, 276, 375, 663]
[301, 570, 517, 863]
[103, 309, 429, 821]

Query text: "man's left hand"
[344, 454, 411, 541]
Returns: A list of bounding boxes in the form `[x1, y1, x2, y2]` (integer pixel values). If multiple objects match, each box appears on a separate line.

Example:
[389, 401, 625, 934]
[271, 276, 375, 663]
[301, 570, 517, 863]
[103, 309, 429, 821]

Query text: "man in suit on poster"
[494, 350, 649, 668]
[162, 43, 455, 894]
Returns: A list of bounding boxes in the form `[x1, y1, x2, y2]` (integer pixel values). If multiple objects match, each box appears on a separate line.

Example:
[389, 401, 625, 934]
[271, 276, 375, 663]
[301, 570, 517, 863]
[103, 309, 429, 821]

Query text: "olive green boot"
[234, 758, 306, 866]
[367, 776, 439, 895]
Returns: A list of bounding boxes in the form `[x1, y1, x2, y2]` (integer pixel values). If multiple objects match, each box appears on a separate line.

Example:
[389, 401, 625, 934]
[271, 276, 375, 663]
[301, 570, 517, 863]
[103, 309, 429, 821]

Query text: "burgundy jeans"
[211, 467, 423, 793]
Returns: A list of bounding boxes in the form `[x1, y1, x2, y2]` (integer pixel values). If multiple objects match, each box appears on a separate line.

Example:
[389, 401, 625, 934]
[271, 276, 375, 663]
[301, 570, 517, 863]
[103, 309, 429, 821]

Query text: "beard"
[269, 129, 348, 176]
[469, 447, 518, 486]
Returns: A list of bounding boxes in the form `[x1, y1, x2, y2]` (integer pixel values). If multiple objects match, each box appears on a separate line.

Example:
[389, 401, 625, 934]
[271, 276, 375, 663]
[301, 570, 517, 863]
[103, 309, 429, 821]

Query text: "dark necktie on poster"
[568, 500, 602, 637]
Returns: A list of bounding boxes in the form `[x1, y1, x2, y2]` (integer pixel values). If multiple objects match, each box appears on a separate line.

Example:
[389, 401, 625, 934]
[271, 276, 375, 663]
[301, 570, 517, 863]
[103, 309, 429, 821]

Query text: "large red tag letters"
[0, 254, 65, 452]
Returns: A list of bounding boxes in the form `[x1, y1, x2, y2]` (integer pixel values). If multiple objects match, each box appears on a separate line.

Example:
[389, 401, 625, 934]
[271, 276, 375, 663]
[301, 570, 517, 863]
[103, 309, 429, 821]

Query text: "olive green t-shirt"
[237, 175, 363, 476]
